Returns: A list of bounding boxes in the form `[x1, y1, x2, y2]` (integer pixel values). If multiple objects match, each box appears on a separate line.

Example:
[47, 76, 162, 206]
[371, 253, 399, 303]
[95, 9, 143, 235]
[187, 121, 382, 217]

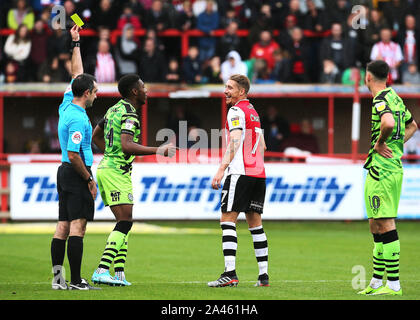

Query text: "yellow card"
[70, 13, 84, 28]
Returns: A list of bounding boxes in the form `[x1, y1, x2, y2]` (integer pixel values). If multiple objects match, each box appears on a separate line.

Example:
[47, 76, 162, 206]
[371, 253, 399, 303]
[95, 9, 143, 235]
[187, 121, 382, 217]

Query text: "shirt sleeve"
[62, 79, 75, 105]
[373, 99, 392, 118]
[67, 117, 85, 153]
[121, 113, 140, 136]
[227, 107, 245, 131]
[404, 107, 413, 125]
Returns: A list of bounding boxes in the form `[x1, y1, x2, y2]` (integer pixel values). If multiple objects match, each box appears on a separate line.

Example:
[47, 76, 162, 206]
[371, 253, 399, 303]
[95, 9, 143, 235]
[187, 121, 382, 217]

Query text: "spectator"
[247, 3, 274, 47]
[202, 55, 223, 84]
[320, 59, 341, 83]
[47, 20, 71, 65]
[192, 0, 218, 17]
[115, 24, 141, 76]
[341, 67, 365, 85]
[271, 49, 292, 83]
[175, 0, 196, 31]
[382, 0, 407, 32]
[145, 0, 171, 31]
[278, 14, 298, 50]
[139, 37, 167, 82]
[360, 8, 389, 66]
[28, 19, 49, 81]
[196, 0, 219, 62]
[117, 4, 142, 30]
[145, 28, 165, 53]
[253, 58, 274, 84]
[93, 39, 117, 83]
[63, 0, 77, 29]
[319, 22, 355, 75]
[282, 118, 320, 154]
[402, 63, 420, 84]
[166, 105, 201, 147]
[37, 56, 66, 83]
[268, 0, 289, 30]
[85, 25, 112, 58]
[397, 14, 420, 70]
[91, 0, 117, 30]
[249, 30, 280, 72]
[261, 105, 290, 152]
[4, 61, 18, 83]
[165, 57, 181, 83]
[303, 0, 328, 32]
[139, 0, 154, 11]
[220, 6, 238, 29]
[7, 0, 35, 30]
[283, 26, 310, 83]
[4, 24, 31, 81]
[221, 50, 248, 83]
[218, 20, 243, 59]
[182, 45, 202, 84]
[370, 27, 403, 83]
[326, 0, 351, 30]
[280, 0, 305, 28]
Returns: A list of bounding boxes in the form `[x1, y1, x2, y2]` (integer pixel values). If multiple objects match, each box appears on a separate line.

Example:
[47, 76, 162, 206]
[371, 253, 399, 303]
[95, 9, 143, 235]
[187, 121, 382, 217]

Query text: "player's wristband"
[86, 175, 93, 183]
[71, 40, 80, 49]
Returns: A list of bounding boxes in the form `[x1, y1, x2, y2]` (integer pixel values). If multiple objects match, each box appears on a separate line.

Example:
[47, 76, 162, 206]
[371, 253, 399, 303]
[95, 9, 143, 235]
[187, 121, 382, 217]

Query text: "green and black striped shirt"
[364, 87, 413, 173]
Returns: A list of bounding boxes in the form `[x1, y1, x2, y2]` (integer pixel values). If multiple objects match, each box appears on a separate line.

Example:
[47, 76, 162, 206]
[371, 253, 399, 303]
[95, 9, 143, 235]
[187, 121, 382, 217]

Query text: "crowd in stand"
[1, 0, 420, 85]
[2, 0, 420, 154]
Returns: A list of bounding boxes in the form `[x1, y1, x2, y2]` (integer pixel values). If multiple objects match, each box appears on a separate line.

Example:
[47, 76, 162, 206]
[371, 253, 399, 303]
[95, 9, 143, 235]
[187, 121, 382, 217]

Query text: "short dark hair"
[71, 73, 96, 97]
[366, 60, 389, 81]
[118, 74, 141, 98]
[229, 74, 250, 94]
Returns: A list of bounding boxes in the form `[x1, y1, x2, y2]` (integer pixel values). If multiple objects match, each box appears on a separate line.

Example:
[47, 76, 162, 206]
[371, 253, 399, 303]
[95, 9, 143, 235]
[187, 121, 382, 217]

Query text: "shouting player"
[91, 74, 176, 286]
[358, 60, 417, 296]
[208, 74, 269, 288]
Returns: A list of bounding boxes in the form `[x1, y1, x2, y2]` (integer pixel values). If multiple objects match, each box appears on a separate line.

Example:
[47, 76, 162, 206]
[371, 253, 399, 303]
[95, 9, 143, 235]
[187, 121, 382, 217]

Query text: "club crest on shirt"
[124, 119, 135, 130]
[71, 131, 82, 144]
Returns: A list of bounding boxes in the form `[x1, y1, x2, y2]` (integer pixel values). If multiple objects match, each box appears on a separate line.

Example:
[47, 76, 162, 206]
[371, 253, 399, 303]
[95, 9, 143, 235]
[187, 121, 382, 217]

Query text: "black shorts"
[221, 174, 266, 214]
[57, 162, 94, 222]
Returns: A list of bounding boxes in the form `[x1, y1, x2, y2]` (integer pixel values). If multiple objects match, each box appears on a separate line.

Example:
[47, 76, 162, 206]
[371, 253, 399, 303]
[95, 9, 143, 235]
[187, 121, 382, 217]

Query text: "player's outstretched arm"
[69, 24, 83, 79]
[121, 133, 176, 157]
[404, 119, 418, 143]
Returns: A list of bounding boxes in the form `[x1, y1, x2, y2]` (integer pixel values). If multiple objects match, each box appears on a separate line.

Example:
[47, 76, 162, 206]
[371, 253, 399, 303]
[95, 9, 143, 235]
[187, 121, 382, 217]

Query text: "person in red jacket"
[117, 4, 142, 30]
[249, 30, 280, 72]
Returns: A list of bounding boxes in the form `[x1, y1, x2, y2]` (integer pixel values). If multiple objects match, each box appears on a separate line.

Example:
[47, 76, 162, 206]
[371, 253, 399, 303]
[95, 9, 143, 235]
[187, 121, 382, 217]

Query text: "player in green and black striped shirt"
[358, 60, 418, 296]
[91, 74, 176, 286]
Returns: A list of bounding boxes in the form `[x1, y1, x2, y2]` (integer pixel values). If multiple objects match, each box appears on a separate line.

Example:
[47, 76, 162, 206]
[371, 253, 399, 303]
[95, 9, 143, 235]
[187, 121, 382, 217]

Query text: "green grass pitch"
[0, 220, 419, 300]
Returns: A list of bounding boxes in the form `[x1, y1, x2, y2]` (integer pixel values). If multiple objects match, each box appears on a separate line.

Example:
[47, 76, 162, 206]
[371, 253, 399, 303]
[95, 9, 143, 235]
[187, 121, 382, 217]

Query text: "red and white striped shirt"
[95, 52, 116, 83]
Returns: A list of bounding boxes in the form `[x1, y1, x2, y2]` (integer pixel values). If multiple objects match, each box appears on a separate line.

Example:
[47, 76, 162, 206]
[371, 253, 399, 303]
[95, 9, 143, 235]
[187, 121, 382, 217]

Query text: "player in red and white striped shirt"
[208, 74, 269, 288]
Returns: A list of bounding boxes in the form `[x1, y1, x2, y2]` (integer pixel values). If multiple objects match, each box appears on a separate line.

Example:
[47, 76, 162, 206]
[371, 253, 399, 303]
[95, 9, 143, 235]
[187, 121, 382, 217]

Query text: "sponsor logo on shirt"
[71, 131, 82, 144]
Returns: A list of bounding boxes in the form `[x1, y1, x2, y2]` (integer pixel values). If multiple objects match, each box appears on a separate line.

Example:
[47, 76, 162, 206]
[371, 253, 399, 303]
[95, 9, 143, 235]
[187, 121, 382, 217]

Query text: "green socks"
[372, 233, 385, 282]
[98, 230, 126, 270]
[382, 230, 400, 291]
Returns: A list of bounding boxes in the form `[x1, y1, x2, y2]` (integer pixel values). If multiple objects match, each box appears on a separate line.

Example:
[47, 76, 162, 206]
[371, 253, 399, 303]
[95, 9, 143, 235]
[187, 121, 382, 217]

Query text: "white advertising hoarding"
[10, 163, 369, 220]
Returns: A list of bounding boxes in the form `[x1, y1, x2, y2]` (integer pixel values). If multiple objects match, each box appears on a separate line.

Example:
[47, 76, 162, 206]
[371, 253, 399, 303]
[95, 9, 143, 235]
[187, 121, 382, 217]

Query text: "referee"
[50, 25, 99, 290]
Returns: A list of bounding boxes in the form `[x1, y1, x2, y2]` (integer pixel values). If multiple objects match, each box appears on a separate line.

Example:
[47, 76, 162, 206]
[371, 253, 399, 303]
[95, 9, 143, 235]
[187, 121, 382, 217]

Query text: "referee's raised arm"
[69, 24, 83, 79]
